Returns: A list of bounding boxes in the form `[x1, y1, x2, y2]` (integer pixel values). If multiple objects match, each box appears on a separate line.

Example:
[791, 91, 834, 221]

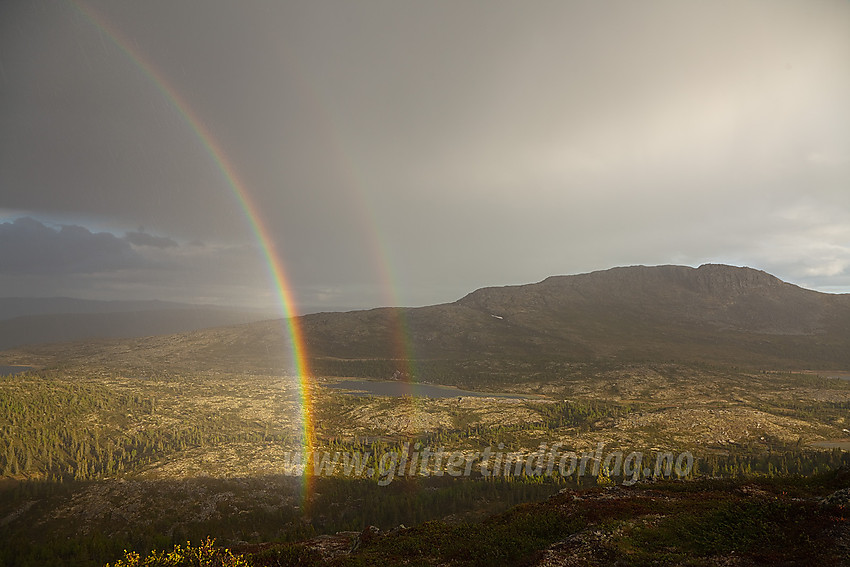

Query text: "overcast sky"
[2, 0, 849, 311]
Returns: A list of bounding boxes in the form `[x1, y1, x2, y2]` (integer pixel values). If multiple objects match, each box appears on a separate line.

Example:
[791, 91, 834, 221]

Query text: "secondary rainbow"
[71, 2, 316, 475]
[277, 50, 422, 390]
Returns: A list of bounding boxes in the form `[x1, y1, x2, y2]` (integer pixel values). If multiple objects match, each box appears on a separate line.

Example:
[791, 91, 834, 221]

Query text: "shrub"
[106, 538, 249, 567]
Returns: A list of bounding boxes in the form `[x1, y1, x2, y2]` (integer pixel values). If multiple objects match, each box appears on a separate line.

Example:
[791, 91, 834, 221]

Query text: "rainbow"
[281, 56, 423, 392]
[70, 2, 316, 489]
[71, 2, 429, 501]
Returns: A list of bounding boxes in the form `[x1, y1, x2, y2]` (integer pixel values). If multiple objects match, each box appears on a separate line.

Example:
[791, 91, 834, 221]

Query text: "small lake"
[0, 365, 33, 377]
[325, 379, 534, 400]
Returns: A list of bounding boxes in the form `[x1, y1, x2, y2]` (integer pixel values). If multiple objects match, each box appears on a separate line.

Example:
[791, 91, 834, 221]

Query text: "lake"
[324, 379, 534, 400]
[0, 365, 33, 377]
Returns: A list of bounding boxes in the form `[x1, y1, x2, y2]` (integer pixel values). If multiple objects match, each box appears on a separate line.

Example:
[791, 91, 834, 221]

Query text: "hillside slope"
[300, 264, 850, 368]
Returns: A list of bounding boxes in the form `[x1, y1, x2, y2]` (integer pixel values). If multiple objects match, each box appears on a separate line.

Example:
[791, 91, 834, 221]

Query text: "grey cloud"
[0, 217, 277, 307]
[124, 231, 178, 248]
[0, 217, 139, 275]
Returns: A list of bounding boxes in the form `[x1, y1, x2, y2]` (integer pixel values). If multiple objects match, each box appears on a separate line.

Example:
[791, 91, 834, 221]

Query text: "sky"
[1, 0, 849, 312]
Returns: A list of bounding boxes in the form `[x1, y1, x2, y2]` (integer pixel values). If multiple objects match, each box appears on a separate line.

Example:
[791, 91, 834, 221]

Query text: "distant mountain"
[6, 265, 850, 374]
[0, 297, 196, 321]
[0, 298, 272, 350]
[457, 264, 849, 336]
[299, 264, 850, 368]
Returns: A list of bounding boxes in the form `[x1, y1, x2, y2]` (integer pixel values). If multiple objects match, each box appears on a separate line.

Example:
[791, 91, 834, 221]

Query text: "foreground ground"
[105, 472, 850, 567]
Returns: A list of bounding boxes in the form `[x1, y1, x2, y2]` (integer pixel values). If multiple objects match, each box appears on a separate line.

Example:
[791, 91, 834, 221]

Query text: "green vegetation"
[315, 395, 636, 450]
[310, 357, 593, 390]
[345, 504, 586, 567]
[3, 266, 850, 565]
[695, 446, 850, 478]
[3, 456, 849, 566]
[106, 538, 249, 567]
[615, 475, 850, 565]
[116, 470, 847, 567]
[1, 352, 849, 566]
[754, 398, 850, 422]
[0, 476, 565, 567]
[0, 371, 291, 481]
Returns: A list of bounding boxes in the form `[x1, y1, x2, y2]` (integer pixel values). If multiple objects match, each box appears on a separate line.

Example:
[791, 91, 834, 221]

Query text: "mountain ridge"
[455, 263, 848, 335]
[5, 264, 850, 374]
[297, 263, 850, 370]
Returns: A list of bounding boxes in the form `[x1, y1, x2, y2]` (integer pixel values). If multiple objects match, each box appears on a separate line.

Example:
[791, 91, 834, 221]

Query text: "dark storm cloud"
[0, 217, 139, 275]
[0, 216, 278, 307]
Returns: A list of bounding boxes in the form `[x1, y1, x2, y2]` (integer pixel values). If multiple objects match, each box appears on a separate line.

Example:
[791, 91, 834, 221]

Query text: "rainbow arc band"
[70, 1, 315, 492]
